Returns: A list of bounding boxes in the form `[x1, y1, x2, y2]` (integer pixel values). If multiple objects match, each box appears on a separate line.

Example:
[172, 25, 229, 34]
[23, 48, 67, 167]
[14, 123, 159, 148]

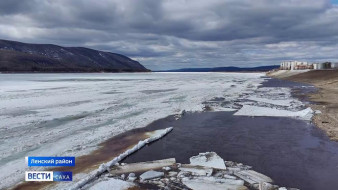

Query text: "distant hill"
[0, 39, 149, 72]
[158, 65, 279, 72]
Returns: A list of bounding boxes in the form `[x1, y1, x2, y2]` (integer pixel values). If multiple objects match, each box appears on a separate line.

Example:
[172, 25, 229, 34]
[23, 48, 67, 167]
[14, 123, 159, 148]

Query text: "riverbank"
[269, 70, 338, 141]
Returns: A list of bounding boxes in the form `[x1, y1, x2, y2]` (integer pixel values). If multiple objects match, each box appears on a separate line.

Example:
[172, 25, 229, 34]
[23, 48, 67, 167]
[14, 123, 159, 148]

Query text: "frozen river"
[0, 72, 311, 188]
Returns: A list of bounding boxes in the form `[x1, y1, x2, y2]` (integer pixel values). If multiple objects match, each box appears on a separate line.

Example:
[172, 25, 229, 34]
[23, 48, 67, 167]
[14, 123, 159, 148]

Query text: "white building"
[331, 62, 338, 69]
[313, 63, 323, 70]
[280, 61, 310, 70]
[281, 61, 338, 70]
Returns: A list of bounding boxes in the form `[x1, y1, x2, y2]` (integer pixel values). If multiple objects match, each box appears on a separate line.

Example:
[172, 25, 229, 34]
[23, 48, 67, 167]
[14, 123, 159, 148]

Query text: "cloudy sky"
[0, 0, 338, 70]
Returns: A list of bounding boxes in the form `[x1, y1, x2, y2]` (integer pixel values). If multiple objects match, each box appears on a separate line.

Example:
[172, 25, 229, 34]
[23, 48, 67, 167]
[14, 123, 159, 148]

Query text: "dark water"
[123, 78, 338, 190]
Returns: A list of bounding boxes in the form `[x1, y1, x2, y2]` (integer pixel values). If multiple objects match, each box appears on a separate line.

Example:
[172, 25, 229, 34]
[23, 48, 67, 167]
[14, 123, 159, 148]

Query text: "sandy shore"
[269, 70, 338, 141]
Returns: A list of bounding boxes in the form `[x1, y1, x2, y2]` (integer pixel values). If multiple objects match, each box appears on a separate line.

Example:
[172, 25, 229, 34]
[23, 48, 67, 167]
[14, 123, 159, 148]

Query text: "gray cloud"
[0, 0, 36, 15]
[0, 0, 338, 70]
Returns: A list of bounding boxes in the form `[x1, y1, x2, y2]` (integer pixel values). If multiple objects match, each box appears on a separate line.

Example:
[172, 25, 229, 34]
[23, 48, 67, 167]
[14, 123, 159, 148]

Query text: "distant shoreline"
[156, 65, 279, 72]
[156, 70, 267, 73]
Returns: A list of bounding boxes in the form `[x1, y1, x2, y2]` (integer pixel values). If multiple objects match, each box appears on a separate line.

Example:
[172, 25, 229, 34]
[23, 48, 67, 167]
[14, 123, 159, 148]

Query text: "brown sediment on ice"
[11, 127, 156, 190]
[269, 69, 338, 141]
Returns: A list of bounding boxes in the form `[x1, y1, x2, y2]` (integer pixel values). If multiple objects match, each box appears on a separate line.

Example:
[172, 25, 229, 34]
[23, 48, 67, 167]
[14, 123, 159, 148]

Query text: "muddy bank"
[272, 70, 338, 141]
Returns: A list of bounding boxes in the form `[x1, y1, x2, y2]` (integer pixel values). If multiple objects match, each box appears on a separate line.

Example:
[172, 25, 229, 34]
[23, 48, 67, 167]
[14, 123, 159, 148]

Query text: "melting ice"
[0, 72, 311, 188]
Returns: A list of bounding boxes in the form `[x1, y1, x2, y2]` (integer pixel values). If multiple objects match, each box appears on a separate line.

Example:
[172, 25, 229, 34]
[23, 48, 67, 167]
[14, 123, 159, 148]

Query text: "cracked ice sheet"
[0, 72, 266, 188]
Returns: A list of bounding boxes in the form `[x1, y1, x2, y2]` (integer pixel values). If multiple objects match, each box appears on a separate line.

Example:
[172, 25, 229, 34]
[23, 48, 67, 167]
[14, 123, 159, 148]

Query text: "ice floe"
[179, 164, 213, 176]
[110, 158, 176, 175]
[89, 151, 298, 190]
[140, 170, 164, 180]
[234, 105, 313, 120]
[189, 152, 226, 169]
[234, 170, 273, 184]
[85, 178, 134, 190]
[181, 177, 246, 190]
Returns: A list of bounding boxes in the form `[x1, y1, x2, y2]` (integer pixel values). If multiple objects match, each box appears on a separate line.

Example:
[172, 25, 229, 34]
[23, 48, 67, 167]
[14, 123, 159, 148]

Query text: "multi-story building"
[280, 61, 309, 70]
[313, 62, 336, 70]
[280, 61, 338, 70]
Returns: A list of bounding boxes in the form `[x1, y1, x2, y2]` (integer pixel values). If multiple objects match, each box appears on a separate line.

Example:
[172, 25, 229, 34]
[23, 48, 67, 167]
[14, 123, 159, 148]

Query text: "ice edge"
[69, 127, 173, 190]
